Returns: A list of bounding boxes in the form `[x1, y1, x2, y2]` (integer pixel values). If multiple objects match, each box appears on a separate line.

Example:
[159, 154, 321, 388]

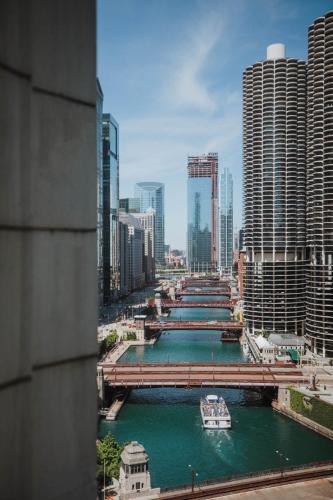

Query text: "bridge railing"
[160, 459, 333, 494]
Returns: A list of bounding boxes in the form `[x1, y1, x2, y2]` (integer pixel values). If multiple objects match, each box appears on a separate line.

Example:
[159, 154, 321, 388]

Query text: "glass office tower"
[187, 153, 218, 272]
[306, 12, 333, 358]
[134, 182, 165, 266]
[96, 79, 104, 310]
[218, 167, 233, 271]
[102, 113, 120, 305]
[243, 44, 307, 336]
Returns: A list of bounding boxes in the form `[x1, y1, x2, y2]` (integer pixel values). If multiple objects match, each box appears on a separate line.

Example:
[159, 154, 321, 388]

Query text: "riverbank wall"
[273, 386, 333, 440]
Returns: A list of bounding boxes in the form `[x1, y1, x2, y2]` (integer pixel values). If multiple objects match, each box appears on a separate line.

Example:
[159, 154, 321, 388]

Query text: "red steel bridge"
[145, 320, 243, 332]
[160, 299, 235, 309]
[101, 362, 304, 389]
[176, 290, 231, 296]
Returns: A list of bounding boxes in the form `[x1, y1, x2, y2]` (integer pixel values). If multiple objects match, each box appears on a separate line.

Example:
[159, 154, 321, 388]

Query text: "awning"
[288, 349, 300, 362]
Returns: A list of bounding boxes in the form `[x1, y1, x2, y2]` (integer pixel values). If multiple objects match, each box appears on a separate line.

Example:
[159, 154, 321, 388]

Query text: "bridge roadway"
[161, 299, 235, 309]
[176, 290, 231, 296]
[102, 362, 304, 388]
[145, 320, 243, 332]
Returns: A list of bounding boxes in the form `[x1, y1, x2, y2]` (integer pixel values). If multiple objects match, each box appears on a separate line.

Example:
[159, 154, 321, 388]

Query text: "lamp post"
[188, 464, 198, 493]
[275, 450, 289, 477]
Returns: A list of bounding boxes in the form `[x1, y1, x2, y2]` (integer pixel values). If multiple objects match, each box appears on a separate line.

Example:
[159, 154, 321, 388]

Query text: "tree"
[96, 432, 124, 482]
[99, 331, 118, 356]
[124, 331, 137, 341]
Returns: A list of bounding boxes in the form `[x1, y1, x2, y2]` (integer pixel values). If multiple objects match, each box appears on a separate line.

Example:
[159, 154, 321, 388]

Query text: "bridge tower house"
[155, 293, 162, 316]
[134, 315, 147, 342]
[118, 441, 160, 499]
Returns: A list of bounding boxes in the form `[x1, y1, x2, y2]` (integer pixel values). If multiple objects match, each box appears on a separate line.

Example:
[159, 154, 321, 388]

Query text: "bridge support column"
[97, 366, 105, 407]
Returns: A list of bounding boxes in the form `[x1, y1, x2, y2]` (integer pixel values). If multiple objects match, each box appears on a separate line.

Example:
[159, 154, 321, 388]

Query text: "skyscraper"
[96, 79, 104, 310]
[187, 153, 218, 272]
[102, 113, 120, 305]
[243, 44, 307, 336]
[119, 213, 145, 290]
[119, 197, 140, 213]
[133, 208, 156, 282]
[218, 167, 233, 272]
[134, 182, 165, 266]
[306, 12, 333, 358]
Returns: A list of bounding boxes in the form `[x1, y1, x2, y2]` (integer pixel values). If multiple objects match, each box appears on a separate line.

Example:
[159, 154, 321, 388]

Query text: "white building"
[118, 441, 160, 499]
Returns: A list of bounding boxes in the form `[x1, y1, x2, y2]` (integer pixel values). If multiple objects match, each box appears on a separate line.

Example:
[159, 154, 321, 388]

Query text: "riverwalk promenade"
[159, 461, 333, 499]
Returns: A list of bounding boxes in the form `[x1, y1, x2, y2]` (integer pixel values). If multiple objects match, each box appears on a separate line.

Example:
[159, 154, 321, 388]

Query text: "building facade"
[119, 197, 140, 214]
[187, 153, 218, 272]
[243, 44, 307, 336]
[306, 12, 333, 357]
[134, 182, 165, 266]
[119, 213, 145, 291]
[96, 79, 104, 311]
[132, 208, 156, 283]
[119, 221, 130, 296]
[102, 113, 120, 305]
[218, 167, 233, 272]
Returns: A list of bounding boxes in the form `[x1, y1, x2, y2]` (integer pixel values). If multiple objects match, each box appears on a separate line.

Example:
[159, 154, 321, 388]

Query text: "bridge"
[182, 281, 226, 287]
[176, 290, 231, 296]
[101, 362, 304, 389]
[145, 320, 242, 332]
[160, 299, 235, 309]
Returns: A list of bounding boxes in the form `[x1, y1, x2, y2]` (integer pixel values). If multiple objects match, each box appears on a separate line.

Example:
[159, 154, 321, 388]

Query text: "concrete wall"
[0, 2, 97, 499]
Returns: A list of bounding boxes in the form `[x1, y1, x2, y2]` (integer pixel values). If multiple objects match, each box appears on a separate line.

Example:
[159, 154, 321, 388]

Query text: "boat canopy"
[206, 395, 218, 401]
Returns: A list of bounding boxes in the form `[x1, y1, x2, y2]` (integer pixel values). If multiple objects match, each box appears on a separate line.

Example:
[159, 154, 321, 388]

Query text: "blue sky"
[97, 0, 332, 249]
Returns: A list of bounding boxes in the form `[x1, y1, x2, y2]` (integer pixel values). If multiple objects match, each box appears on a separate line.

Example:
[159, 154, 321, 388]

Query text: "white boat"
[200, 394, 231, 429]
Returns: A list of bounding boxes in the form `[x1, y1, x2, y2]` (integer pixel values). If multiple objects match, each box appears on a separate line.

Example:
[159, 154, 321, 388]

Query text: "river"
[99, 301, 333, 489]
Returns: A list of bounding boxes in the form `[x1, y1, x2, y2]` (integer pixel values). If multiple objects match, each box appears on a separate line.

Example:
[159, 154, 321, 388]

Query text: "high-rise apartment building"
[218, 167, 233, 271]
[133, 208, 156, 282]
[187, 153, 218, 272]
[119, 221, 130, 296]
[306, 12, 333, 357]
[243, 44, 307, 336]
[135, 182, 165, 266]
[96, 79, 104, 310]
[119, 213, 145, 290]
[102, 113, 120, 305]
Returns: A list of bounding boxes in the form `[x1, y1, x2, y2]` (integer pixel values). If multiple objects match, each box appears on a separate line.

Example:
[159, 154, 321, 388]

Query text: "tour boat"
[200, 394, 231, 429]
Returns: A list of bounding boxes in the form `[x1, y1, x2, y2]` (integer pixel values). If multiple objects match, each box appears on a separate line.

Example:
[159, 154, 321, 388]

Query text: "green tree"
[96, 432, 124, 482]
[124, 331, 137, 341]
[99, 331, 118, 357]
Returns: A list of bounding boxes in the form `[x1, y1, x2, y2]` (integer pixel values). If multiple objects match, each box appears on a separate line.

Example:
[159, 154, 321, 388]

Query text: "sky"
[97, 0, 332, 250]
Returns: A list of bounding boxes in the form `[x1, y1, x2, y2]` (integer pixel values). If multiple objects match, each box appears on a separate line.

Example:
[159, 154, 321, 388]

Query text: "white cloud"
[162, 10, 224, 113]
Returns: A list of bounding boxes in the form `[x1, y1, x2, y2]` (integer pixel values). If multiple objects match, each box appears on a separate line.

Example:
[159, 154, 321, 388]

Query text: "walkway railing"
[160, 459, 333, 494]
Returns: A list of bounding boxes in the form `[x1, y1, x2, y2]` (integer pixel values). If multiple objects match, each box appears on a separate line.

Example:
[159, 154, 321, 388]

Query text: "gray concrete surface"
[0, 1, 97, 499]
[211, 476, 333, 499]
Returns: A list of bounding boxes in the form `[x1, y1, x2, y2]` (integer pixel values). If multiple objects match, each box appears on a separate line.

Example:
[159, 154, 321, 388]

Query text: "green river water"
[99, 303, 333, 489]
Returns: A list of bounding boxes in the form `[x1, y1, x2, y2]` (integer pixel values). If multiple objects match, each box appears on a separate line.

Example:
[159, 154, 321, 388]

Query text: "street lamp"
[275, 450, 289, 477]
[188, 464, 198, 493]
